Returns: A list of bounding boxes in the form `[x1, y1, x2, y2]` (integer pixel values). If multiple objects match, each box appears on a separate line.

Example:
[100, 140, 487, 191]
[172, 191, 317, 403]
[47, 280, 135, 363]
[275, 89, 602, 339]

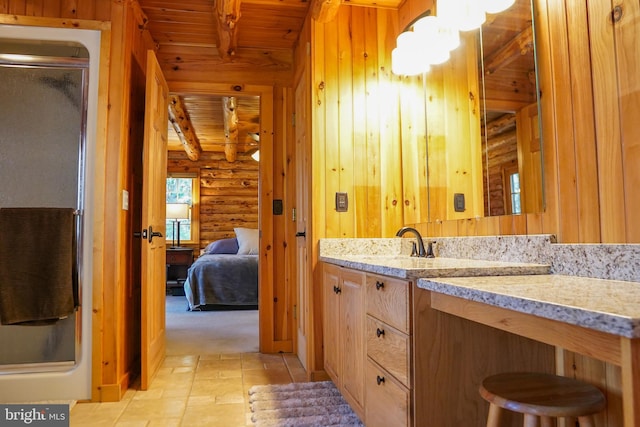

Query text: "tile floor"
[70, 352, 307, 426]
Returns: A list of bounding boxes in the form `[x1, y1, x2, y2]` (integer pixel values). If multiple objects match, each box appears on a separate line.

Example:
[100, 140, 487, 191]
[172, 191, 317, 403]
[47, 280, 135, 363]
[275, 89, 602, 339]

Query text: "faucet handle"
[410, 241, 418, 257]
[426, 241, 436, 258]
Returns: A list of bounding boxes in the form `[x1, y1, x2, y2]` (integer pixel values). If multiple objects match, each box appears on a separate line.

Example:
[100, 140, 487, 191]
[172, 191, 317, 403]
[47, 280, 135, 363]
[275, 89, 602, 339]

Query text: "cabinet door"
[340, 269, 366, 411]
[322, 263, 342, 384]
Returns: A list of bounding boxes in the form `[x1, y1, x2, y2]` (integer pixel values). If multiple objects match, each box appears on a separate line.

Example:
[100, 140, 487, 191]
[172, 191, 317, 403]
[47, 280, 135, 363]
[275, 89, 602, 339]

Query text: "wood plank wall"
[311, 6, 417, 239]
[168, 151, 259, 253]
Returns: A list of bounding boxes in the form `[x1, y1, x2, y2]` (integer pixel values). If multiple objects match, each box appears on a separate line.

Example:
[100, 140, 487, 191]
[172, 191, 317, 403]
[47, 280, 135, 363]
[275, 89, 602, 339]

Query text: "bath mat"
[248, 381, 364, 426]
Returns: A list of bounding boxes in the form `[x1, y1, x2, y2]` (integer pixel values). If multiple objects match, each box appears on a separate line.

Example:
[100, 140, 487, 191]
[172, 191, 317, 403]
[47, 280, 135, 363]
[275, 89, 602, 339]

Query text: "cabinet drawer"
[167, 252, 192, 265]
[366, 316, 410, 387]
[366, 274, 410, 333]
[365, 359, 411, 427]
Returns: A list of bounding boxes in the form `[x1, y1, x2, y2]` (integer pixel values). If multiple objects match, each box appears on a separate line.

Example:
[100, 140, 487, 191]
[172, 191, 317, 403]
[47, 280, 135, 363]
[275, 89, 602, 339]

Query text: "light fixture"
[413, 16, 457, 63]
[484, 0, 516, 14]
[437, 0, 486, 32]
[166, 203, 190, 248]
[251, 150, 260, 161]
[392, 31, 431, 76]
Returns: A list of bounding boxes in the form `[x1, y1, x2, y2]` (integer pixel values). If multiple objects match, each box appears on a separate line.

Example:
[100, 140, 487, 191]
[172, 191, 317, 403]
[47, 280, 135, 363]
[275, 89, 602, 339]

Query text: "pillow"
[234, 227, 259, 255]
[203, 237, 239, 254]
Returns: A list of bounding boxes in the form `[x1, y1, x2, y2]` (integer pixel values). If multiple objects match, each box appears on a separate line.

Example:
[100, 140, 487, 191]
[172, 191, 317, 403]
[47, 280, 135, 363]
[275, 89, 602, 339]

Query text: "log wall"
[167, 151, 259, 253]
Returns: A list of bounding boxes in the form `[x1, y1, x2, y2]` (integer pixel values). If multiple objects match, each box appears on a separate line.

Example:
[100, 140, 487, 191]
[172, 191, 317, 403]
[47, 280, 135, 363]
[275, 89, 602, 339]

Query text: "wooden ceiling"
[137, 0, 309, 157]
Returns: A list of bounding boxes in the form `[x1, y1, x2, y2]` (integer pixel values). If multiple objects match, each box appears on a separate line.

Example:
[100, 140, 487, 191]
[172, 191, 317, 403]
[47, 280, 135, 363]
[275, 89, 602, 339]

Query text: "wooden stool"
[479, 372, 606, 427]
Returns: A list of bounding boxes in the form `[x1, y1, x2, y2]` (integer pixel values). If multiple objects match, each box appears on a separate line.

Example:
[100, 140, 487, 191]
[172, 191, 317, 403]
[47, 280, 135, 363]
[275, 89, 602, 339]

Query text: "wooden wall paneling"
[322, 16, 341, 238]
[337, 8, 355, 238]
[615, 0, 640, 243]
[311, 17, 327, 242]
[376, 9, 404, 237]
[41, 0, 61, 16]
[586, 0, 626, 243]
[351, 7, 370, 237]
[425, 66, 447, 224]
[98, 0, 128, 399]
[565, 0, 601, 242]
[546, 0, 580, 242]
[25, 0, 42, 16]
[363, 8, 383, 236]
[525, 212, 544, 235]
[60, 0, 79, 18]
[6, 0, 25, 14]
[400, 75, 428, 226]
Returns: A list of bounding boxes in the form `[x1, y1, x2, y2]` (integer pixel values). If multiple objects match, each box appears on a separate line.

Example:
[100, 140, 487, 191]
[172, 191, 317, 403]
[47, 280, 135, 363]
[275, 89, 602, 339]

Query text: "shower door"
[0, 25, 100, 402]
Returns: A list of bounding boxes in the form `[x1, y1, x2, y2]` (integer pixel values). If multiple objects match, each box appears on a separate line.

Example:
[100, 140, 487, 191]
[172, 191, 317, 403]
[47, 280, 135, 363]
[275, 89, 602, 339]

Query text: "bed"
[183, 228, 259, 310]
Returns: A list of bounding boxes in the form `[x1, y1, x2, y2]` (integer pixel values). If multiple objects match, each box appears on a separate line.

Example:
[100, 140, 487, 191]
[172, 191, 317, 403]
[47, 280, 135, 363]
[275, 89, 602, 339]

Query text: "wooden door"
[141, 50, 169, 390]
[294, 72, 311, 371]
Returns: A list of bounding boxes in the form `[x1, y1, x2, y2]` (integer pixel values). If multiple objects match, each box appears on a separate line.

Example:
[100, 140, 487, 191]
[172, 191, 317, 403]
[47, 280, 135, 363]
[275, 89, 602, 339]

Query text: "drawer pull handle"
[376, 375, 385, 385]
[333, 286, 341, 294]
[375, 281, 384, 290]
[376, 328, 385, 337]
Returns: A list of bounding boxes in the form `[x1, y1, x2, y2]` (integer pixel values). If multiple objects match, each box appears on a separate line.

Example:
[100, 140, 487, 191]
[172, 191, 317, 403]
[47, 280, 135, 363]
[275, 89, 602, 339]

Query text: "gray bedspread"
[183, 254, 258, 310]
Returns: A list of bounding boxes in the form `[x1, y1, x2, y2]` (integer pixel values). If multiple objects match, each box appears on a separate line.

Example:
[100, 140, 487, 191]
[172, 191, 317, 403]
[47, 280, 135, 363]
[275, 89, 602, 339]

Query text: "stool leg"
[523, 414, 539, 427]
[486, 403, 503, 427]
[577, 415, 595, 427]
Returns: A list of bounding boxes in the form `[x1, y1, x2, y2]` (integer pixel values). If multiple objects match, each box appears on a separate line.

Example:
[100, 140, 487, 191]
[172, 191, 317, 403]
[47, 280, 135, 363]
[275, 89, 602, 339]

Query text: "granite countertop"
[319, 254, 550, 280]
[418, 275, 640, 338]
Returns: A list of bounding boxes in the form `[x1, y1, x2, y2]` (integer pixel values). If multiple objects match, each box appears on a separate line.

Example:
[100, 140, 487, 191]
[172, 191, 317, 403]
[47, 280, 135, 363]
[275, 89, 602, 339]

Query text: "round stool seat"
[480, 372, 606, 426]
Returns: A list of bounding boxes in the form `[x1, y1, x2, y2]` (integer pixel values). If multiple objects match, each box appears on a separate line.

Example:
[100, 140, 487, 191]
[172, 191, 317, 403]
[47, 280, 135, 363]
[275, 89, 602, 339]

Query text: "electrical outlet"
[335, 192, 348, 212]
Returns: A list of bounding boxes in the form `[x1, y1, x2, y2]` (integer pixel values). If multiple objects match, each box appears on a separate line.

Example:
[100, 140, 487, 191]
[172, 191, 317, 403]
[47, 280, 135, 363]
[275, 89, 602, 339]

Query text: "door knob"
[147, 225, 163, 243]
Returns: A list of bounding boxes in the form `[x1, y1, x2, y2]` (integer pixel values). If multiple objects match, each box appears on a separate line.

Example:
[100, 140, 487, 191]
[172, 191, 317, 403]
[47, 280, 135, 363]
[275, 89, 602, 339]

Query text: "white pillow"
[234, 227, 259, 255]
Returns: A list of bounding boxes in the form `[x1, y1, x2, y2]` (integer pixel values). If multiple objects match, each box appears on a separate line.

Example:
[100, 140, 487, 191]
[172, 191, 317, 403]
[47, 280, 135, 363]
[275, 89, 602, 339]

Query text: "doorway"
[164, 92, 262, 356]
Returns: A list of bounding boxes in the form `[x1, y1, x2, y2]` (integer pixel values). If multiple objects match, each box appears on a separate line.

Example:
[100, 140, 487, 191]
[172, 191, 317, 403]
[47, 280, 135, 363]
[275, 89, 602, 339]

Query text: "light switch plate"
[454, 193, 465, 212]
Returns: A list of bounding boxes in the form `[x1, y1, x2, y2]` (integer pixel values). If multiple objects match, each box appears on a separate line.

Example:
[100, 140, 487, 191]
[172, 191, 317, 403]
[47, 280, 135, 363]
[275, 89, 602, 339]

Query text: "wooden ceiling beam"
[214, 0, 242, 61]
[484, 26, 533, 76]
[223, 96, 239, 162]
[168, 94, 202, 161]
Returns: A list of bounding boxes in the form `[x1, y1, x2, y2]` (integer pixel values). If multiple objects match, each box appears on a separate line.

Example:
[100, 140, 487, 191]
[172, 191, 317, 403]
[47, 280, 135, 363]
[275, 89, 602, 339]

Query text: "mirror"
[479, 0, 543, 217]
[411, 0, 543, 222]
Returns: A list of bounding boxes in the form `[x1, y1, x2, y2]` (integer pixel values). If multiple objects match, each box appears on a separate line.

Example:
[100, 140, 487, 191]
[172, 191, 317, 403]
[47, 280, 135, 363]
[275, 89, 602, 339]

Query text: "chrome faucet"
[395, 227, 429, 258]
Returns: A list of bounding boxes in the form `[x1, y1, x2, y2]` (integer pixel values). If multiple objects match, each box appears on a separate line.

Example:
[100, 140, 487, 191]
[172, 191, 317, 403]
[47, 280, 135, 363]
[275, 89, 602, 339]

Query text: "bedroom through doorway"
[165, 93, 261, 356]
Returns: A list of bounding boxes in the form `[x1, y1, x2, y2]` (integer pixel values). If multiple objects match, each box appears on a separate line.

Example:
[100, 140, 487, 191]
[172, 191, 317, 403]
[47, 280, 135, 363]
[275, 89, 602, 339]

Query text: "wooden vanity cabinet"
[365, 273, 413, 427]
[322, 263, 366, 419]
[322, 263, 413, 426]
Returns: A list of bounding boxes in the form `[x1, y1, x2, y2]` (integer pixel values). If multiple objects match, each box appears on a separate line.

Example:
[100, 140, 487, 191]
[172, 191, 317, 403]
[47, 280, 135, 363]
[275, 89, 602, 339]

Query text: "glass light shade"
[392, 32, 431, 76]
[166, 203, 190, 220]
[484, 0, 516, 14]
[413, 16, 456, 64]
[437, 0, 486, 32]
[251, 150, 260, 161]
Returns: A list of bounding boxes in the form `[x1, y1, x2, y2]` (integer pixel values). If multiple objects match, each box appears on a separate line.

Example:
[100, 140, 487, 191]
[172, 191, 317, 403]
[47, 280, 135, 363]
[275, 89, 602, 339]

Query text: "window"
[166, 173, 199, 245]
[508, 172, 522, 215]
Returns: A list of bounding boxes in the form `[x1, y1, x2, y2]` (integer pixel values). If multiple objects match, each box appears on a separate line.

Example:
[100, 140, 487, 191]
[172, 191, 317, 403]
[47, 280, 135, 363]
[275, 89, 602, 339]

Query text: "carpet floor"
[165, 295, 259, 355]
[248, 381, 364, 427]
